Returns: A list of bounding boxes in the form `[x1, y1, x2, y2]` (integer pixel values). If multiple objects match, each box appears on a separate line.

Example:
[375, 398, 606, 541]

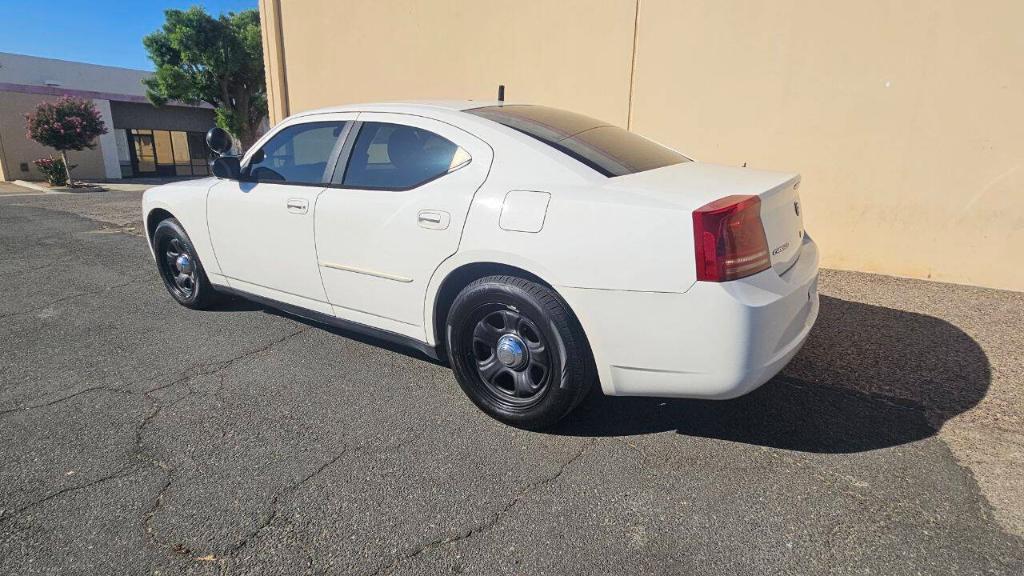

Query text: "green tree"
[25, 96, 108, 185]
[143, 7, 266, 151]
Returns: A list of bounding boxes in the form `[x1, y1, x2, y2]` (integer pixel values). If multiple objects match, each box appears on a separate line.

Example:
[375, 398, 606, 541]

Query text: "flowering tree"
[25, 96, 108, 185]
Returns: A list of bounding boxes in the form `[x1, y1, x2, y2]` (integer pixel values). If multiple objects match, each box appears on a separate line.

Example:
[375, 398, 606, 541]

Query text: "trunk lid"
[756, 176, 804, 275]
[607, 162, 805, 276]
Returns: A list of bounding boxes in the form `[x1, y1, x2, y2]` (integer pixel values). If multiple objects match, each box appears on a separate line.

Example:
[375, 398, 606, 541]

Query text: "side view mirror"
[211, 156, 241, 180]
[205, 127, 234, 156]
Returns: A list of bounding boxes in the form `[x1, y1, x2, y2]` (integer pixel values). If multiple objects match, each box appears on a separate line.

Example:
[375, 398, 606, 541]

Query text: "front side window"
[466, 105, 689, 177]
[340, 122, 470, 190]
[245, 121, 347, 184]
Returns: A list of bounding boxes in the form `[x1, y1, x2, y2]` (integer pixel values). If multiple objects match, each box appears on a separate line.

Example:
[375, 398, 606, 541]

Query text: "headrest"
[387, 128, 423, 170]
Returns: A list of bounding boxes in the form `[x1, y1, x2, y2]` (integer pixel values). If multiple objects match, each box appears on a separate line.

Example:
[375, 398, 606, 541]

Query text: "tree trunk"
[60, 150, 72, 187]
[239, 124, 258, 153]
[235, 92, 257, 153]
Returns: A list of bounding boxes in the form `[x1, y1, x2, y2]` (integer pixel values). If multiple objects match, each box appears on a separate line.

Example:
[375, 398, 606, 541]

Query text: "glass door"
[130, 130, 157, 175]
[153, 130, 175, 176]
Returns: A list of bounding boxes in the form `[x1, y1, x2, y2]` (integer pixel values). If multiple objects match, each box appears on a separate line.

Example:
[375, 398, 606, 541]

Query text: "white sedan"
[142, 101, 819, 429]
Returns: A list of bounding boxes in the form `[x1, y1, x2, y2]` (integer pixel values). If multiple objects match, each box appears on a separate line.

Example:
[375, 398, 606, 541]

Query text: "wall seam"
[626, 0, 641, 130]
[271, 0, 290, 122]
[0, 104, 9, 180]
[258, 0, 276, 125]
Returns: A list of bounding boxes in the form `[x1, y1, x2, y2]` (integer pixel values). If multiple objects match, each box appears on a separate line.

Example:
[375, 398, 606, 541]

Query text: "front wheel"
[446, 275, 595, 430]
[152, 217, 221, 310]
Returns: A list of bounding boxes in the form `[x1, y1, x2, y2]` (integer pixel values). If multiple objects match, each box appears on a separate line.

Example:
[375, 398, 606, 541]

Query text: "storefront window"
[128, 129, 211, 177]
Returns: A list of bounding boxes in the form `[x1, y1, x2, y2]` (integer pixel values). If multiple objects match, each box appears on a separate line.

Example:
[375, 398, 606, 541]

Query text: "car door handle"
[286, 198, 308, 214]
[417, 210, 450, 230]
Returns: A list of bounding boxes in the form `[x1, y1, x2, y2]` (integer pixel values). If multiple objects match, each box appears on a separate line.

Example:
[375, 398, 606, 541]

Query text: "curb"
[13, 180, 105, 194]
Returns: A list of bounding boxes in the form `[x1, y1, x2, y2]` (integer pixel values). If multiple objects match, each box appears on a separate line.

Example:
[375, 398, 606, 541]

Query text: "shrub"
[25, 96, 107, 185]
[33, 156, 76, 187]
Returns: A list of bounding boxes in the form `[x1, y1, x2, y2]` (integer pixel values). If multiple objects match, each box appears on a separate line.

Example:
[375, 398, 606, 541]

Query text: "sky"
[0, 0, 257, 71]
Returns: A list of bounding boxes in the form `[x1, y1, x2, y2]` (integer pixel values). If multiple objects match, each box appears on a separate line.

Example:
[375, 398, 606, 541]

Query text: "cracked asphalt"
[1, 190, 1022, 575]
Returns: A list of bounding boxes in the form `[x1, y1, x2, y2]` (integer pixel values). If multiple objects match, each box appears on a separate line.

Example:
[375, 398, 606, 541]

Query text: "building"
[257, 0, 1023, 292]
[0, 52, 216, 182]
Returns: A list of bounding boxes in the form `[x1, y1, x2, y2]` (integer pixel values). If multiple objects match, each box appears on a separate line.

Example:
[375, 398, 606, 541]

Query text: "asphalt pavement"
[0, 191, 1021, 575]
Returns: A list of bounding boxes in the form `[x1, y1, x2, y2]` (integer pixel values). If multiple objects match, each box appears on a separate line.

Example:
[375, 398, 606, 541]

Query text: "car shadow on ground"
[552, 295, 991, 453]
[222, 294, 990, 454]
[208, 295, 265, 312]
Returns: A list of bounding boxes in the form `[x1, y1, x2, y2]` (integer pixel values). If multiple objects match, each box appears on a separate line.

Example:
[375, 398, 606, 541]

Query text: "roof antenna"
[497, 84, 505, 103]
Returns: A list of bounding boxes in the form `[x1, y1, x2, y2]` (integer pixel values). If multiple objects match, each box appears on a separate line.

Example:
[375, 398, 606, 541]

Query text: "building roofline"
[0, 82, 213, 109]
[0, 51, 152, 74]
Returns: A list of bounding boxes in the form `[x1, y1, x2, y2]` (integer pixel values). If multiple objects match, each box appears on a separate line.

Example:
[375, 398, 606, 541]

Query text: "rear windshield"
[466, 105, 689, 177]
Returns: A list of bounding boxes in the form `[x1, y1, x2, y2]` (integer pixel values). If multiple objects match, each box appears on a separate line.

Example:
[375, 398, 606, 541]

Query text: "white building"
[0, 52, 216, 181]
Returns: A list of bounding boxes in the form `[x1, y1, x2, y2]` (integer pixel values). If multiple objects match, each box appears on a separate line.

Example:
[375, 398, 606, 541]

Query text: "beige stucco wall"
[631, 0, 1024, 291]
[265, 0, 638, 128]
[259, 0, 1024, 291]
[0, 91, 107, 181]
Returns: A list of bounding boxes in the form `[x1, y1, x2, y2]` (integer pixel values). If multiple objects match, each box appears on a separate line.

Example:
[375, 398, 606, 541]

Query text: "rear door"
[314, 113, 492, 339]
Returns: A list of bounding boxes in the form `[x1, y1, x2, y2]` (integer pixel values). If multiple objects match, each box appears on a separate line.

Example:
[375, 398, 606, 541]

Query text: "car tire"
[446, 275, 595, 430]
[152, 217, 221, 310]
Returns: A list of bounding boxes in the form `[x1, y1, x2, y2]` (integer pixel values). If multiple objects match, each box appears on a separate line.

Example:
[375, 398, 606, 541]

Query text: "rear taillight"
[692, 195, 771, 282]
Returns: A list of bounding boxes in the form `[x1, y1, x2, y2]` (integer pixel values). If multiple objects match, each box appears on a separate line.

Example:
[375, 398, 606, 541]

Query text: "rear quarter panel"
[457, 179, 697, 294]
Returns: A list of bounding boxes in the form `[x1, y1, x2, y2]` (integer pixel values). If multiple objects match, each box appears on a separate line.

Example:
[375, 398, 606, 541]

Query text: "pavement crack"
[1, 327, 305, 422]
[0, 464, 141, 523]
[137, 402, 172, 554]
[8, 261, 65, 276]
[225, 445, 350, 560]
[144, 326, 310, 398]
[0, 276, 149, 321]
[368, 438, 595, 576]
[0, 385, 133, 418]
[133, 326, 312, 561]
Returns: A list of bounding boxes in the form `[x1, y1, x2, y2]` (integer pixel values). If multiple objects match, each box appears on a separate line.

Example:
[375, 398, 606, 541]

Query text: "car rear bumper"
[560, 235, 819, 398]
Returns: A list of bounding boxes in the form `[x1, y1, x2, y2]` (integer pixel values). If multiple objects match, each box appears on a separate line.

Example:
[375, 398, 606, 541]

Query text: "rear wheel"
[152, 218, 220, 310]
[446, 275, 594, 430]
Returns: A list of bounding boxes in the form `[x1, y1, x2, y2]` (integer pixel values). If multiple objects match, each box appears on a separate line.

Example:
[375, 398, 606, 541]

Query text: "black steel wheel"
[163, 237, 196, 299]
[447, 275, 595, 430]
[470, 307, 552, 409]
[152, 217, 220, 310]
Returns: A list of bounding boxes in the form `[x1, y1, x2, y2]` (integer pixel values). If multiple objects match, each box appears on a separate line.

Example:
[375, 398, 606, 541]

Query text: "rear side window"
[466, 105, 689, 177]
[245, 121, 346, 184]
[340, 122, 470, 190]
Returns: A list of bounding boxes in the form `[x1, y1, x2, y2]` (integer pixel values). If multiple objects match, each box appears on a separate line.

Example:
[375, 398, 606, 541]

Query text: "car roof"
[290, 100, 502, 118]
[261, 101, 609, 183]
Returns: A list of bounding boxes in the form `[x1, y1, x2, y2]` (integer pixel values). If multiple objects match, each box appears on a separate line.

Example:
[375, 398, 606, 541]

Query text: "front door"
[207, 117, 353, 313]
[314, 113, 492, 339]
